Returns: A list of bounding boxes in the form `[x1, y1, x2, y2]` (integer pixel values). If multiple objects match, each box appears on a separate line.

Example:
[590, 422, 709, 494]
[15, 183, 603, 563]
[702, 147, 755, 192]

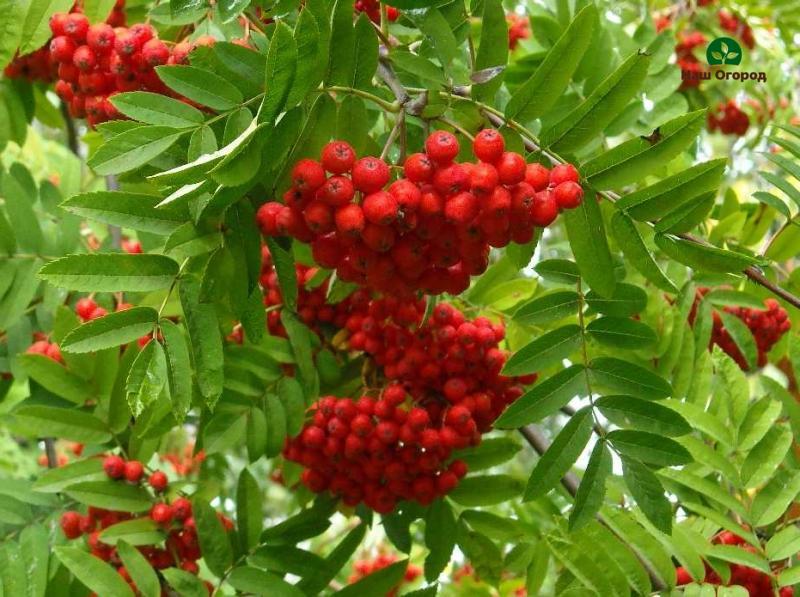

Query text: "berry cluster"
[4, 1, 126, 83]
[158, 442, 206, 477]
[354, 1, 399, 24]
[257, 131, 584, 295]
[283, 298, 531, 512]
[26, 339, 63, 363]
[348, 552, 421, 595]
[718, 9, 755, 49]
[59, 455, 228, 593]
[707, 100, 750, 136]
[75, 296, 108, 321]
[674, 31, 707, 90]
[507, 13, 531, 50]
[689, 289, 791, 370]
[675, 532, 793, 596]
[121, 237, 142, 254]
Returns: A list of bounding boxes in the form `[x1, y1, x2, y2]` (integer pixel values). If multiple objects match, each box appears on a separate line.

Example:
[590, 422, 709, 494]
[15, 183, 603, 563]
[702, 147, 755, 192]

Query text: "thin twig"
[518, 425, 668, 592]
[44, 438, 57, 468]
[60, 102, 80, 157]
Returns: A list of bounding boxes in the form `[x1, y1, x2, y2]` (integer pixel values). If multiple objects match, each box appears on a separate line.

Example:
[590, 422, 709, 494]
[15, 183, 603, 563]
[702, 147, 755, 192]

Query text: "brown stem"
[60, 102, 79, 157]
[518, 425, 668, 592]
[44, 438, 57, 469]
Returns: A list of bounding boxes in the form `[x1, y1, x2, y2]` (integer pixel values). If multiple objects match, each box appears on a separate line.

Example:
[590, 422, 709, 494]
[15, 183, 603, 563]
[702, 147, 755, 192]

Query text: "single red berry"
[403, 153, 434, 183]
[123, 460, 144, 483]
[335, 204, 366, 237]
[303, 201, 334, 233]
[449, 459, 468, 478]
[496, 152, 526, 185]
[60, 511, 82, 539]
[291, 159, 327, 194]
[319, 175, 355, 206]
[473, 129, 505, 163]
[352, 157, 390, 193]
[64, 13, 90, 41]
[362, 191, 399, 225]
[50, 12, 69, 36]
[87, 306, 108, 321]
[469, 162, 499, 195]
[530, 190, 559, 227]
[142, 39, 170, 66]
[553, 181, 584, 210]
[432, 163, 469, 196]
[49, 36, 76, 63]
[321, 141, 356, 174]
[425, 131, 460, 165]
[675, 567, 692, 585]
[549, 163, 580, 186]
[149, 470, 168, 492]
[103, 455, 125, 479]
[86, 24, 115, 52]
[524, 163, 550, 191]
[72, 45, 96, 72]
[75, 297, 98, 320]
[114, 31, 141, 56]
[444, 192, 479, 225]
[150, 503, 173, 524]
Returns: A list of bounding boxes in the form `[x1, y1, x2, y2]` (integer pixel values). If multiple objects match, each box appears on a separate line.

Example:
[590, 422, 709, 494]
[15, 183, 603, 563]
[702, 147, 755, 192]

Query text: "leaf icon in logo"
[721, 42, 729, 53]
[726, 52, 739, 60]
[712, 51, 724, 60]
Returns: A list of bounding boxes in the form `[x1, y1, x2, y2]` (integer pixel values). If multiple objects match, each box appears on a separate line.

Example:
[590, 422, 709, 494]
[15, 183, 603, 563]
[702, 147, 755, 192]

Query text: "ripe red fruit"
[150, 503, 173, 524]
[363, 191, 399, 225]
[388, 179, 421, 212]
[60, 511, 82, 539]
[321, 141, 356, 174]
[303, 201, 334, 233]
[335, 204, 366, 237]
[675, 567, 692, 585]
[403, 153, 434, 183]
[142, 39, 170, 66]
[469, 162, 499, 195]
[64, 13, 90, 41]
[352, 157, 391, 193]
[319, 175, 355, 206]
[549, 163, 580, 185]
[123, 460, 144, 483]
[291, 159, 327, 194]
[50, 13, 68, 36]
[103, 455, 125, 479]
[432, 163, 469, 196]
[444, 192, 479, 225]
[425, 131, 460, 165]
[496, 152, 526, 185]
[473, 129, 505, 163]
[76, 297, 98, 320]
[49, 36, 76, 63]
[449, 459, 468, 478]
[72, 45, 96, 72]
[524, 163, 550, 191]
[171, 497, 193, 521]
[149, 470, 168, 492]
[554, 181, 584, 210]
[86, 24, 115, 52]
[529, 190, 559, 227]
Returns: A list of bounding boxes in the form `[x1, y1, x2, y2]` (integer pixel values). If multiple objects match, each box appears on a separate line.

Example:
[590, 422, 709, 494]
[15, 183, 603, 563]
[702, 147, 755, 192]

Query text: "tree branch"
[518, 425, 668, 592]
[44, 438, 57, 469]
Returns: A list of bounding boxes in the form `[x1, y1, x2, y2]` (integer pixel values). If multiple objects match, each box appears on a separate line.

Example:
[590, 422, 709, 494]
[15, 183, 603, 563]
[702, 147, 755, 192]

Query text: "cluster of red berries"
[158, 442, 206, 477]
[348, 552, 421, 596]
[675, 30, 707, 90]
[507, 13, 531, 50]
[257, 131, 584, 296]
[121, 237, 142, 254]
[4, 1, 126, 83]
[283, 297, 531, 512]
[707, 100, 750, 136]
[59, 455, 229, 593]
[676, 532, 793, 596]
[689, 289, 791, 370]
[354, 0, 399, 24]
[718, 9, 755, 49]
[75, 296, 108, 321]
[26, 338, 63, 363]
[46, 10, 205, 127]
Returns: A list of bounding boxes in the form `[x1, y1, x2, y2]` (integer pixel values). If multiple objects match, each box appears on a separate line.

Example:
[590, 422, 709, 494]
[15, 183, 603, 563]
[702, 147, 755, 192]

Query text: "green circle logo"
[707, 37, 743, 65]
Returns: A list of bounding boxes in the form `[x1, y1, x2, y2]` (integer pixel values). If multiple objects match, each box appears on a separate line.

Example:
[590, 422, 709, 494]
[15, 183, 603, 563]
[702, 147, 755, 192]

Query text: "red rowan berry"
[449, 459, 468, 478]
[64, 13, 89, 41]
[150, 503, 173, 525]
[529, 190, 559, 227]
[291, 159, 326, 194]
[60, 511, 82, 539]
[172, 497, 192, 521]
[319, 175, 355, 206]
[473, 128, 505, 163]
[388, 179, 422, 212]
[142, 39, 170, 66]
[496, 152, 526, 185]
[362, 191, 399, 225]
[553, 181, 584, 210]
[103, 455, 125, 479]
[76, 297, 98, 320]
[549, 163, 580, 186]
[72, 45, 96, 71]
[303, 201, 334, 233]
[433, 163, 469, 196]
[50, 13, 68, 37]
[469, 162, 499, 195]
[444, 192, 479, 225]
[87, 24, 115, 52]
[335, 204, 366, 237]
[352, 157, 390, 193]
[525, 163, 550, 191]
[50, 36, 76, 63]
[149, 470, 168, 492]
[425, 131, 460, 165]
[403, 153, 434, 183]
[123, 460, 144, 483]
[321, 141, 356, 174]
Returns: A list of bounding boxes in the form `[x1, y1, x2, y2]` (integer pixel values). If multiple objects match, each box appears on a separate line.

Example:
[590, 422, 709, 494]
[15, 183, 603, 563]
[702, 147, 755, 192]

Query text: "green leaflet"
[583, 111, 706, 190]
[654, 234, 760, 273]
